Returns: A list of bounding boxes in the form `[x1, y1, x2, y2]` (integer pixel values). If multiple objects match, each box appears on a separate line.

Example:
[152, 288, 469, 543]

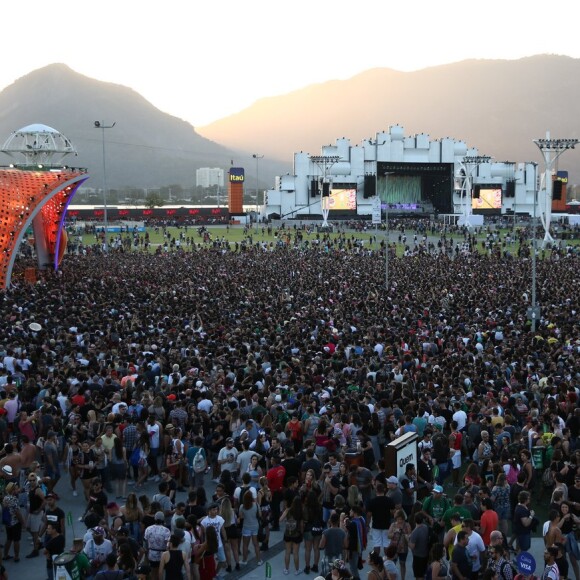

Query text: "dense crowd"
[0, 235, 579, 580]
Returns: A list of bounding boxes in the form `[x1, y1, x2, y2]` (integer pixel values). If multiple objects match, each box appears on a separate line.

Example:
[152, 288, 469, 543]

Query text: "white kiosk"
[385, 432, 418, 478]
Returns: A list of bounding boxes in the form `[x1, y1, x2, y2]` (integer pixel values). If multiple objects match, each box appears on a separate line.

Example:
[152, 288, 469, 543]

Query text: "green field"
[72, 224, 580, 256]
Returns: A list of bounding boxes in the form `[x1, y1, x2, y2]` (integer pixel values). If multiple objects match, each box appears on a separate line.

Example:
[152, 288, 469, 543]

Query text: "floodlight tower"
[533, 132, 579, 246]
[309, 155, 341, 228]
[460, 155, 492, 229]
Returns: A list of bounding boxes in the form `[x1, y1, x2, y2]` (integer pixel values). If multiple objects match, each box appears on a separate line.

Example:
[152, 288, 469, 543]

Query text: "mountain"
[199, 55, 580, 184]
[0, 64, 289, 189]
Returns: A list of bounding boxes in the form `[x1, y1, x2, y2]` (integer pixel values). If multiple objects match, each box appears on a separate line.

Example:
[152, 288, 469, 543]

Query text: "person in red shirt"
[71, 394, 86, 408]
[266, 456, 286, 531]
[286, 415, 303, 453]
[479, 498, 499, 546]
[449, 420, 463, 486]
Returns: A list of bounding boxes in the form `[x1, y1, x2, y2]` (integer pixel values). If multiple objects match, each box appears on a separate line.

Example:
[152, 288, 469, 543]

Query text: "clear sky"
[1, 0, 578, 127]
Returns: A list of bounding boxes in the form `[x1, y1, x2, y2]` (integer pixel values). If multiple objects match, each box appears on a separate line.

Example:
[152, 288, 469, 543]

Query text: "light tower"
[459, 155, 492, 229]
[533, 132, 578, 246]
[309, 155, 341, 228]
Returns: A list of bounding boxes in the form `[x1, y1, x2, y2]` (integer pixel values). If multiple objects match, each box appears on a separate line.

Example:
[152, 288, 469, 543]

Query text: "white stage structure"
[264, 125, 540, 221]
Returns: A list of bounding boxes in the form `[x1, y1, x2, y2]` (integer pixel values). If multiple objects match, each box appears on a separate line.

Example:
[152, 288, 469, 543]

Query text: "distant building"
[196, 167, 224, 188]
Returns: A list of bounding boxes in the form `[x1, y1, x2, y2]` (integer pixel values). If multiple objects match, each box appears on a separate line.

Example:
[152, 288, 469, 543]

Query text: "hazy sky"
[2, 0, 578, 127]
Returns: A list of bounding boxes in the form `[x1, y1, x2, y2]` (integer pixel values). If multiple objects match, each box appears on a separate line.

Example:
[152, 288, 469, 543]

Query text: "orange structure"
[228, 167, 245, 214]
[0, 167, 88, 289]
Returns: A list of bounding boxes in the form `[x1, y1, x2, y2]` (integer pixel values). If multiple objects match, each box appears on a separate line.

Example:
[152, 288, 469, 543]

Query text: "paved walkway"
[234, 533, 547, 580]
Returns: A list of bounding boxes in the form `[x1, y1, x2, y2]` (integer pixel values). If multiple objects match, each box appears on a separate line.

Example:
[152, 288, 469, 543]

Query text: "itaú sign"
[385, 431, 418, 479]
[229, 168, 245, 182]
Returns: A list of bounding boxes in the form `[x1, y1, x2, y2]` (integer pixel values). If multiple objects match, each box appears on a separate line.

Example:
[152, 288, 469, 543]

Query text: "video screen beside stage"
[328, 188, 357, 211]
[472, 187, 502, 213]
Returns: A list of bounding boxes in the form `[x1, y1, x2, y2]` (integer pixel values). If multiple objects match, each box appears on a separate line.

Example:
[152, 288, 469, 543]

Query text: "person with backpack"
[280, 495, 304, 575]
[233, 473, 257, 509]
[426, 542, 449, 580]
[421, 485, 450, 543]
[488, 545, 515, 580]
[186, 436, 207, 490]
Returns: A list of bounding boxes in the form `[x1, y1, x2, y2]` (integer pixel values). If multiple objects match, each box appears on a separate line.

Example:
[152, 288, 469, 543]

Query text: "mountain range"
[199, 54, 580, 184]
[0, 64, 290, 190]
[1, 55, 579, 189]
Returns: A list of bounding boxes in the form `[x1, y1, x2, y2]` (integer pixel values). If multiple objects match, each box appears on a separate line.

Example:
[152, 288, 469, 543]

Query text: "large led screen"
[472, 187, 502, 210]
[328, 188, 357, 210]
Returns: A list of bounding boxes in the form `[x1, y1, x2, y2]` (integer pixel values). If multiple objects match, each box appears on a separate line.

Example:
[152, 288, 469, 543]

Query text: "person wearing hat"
[143, 512, 171, 580]
[0, 462, 17, 483]
[2, 481, 24, 561]
[422, 485, 450, 542]
[69, 537, 91, 579]
[386, 476, 403, 507]
[83, 526, 113, 575]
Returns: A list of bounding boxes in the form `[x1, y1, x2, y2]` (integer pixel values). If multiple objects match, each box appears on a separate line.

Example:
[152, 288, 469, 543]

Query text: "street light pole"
[94, 120, 116, 253]
[382, 172, 394, 289]
[385, 201, 389, 289]
[253, 154, 263, 232]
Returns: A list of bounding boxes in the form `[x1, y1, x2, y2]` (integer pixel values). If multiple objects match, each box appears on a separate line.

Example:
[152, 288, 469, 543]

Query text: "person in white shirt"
[2, 352, 15, 374]
[143, 513, 171, 570]
[201, 503, 228, 575]
[147, 416, 161, 479]
[197, 397, 213, 414]
[218, 438, 239, 478]
[83, 527, 114, 573]
[454, 519, 485, 574]
[452, 402, 467, 432]
[236, 442, 258, 476]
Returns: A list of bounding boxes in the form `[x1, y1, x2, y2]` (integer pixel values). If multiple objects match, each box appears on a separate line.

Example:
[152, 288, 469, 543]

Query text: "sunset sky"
[1, 0, 578, 127]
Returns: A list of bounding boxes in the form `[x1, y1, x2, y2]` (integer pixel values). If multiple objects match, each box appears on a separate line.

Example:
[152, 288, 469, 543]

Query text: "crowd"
[0, 232, 579, 580]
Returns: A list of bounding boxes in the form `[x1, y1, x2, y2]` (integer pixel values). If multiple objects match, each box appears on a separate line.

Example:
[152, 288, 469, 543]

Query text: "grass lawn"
[72, 224, 580, 256]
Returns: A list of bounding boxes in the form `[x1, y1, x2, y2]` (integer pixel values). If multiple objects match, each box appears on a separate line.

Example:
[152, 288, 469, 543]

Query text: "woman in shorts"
[280, 496, 304, 575]
[238, 490, 262, 566]
[220, 497, 240, 571]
